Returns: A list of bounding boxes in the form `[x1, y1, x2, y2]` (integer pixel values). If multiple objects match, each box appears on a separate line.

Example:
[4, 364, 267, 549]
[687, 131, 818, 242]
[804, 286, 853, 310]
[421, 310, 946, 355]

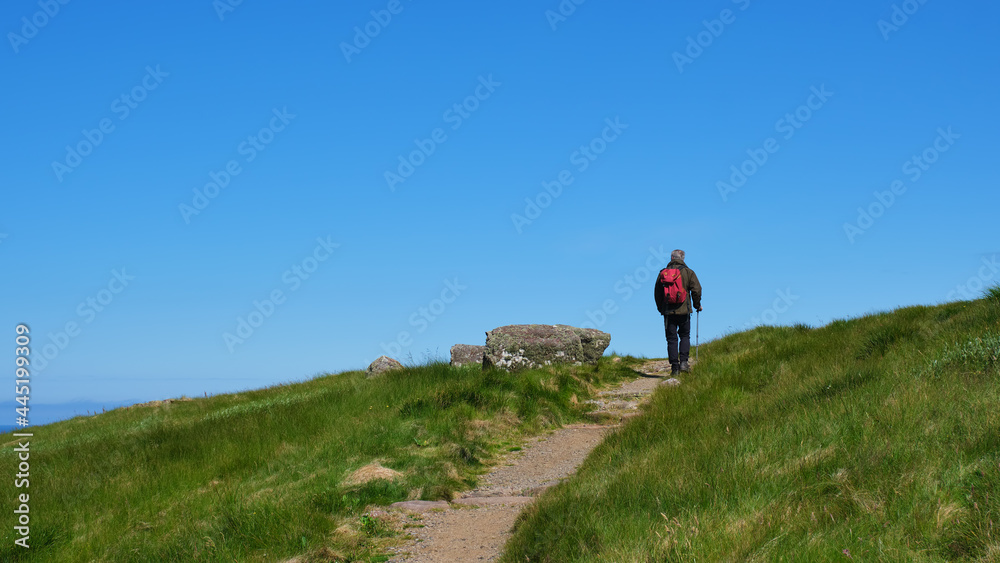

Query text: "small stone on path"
[452, 496, 534, 507]
[389, 500, 450, 512]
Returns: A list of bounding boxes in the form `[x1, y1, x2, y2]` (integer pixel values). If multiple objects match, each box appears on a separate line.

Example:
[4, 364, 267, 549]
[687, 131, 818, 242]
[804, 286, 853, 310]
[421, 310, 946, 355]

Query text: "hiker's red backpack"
[659, 268, 688, 305]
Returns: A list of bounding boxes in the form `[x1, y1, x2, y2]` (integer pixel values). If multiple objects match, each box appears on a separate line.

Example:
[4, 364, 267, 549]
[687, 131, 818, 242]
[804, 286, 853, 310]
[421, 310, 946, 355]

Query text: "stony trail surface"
[385, 360, 680, 562]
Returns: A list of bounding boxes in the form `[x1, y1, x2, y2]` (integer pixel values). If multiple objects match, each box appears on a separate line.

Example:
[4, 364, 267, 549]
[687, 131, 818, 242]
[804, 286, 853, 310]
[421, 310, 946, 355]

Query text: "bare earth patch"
[386, 361, 672, 562]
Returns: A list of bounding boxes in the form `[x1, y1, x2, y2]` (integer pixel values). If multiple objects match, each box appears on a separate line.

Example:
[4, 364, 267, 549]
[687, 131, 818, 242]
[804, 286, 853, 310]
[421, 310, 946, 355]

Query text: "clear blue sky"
[3, 0, 998, 424]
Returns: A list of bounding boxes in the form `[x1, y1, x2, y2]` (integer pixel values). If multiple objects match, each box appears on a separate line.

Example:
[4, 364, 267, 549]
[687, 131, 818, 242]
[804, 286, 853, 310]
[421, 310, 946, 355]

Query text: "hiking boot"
[679, 361, 691, 373]
[670, 365, 680, 376]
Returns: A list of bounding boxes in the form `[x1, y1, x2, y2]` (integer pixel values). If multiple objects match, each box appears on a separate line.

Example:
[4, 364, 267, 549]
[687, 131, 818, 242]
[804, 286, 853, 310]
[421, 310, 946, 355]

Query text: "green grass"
[502, 295, 1000, 562]
[0, 358, 639, 562]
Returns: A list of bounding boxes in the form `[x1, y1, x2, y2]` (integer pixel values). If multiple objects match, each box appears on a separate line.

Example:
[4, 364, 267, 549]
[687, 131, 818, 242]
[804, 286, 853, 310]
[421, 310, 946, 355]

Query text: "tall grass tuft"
[985, 283, 1000, 303]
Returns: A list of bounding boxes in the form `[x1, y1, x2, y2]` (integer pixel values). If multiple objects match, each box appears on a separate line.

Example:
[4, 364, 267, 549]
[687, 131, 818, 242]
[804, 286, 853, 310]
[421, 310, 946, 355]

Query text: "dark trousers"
[664, 314, 691, 367]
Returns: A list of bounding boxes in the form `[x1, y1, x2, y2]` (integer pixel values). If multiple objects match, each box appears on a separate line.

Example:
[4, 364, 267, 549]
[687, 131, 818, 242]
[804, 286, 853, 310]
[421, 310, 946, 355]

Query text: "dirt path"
[384, 360, 678, 562]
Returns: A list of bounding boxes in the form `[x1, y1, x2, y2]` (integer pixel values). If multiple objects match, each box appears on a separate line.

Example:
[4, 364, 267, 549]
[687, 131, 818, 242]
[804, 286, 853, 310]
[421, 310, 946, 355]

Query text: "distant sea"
[0, 400, 144, 430]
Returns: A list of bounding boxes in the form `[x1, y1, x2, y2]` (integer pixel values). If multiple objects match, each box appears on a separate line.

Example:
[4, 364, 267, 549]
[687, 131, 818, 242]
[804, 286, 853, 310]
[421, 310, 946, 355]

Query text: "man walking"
[654, 249, 702, 375]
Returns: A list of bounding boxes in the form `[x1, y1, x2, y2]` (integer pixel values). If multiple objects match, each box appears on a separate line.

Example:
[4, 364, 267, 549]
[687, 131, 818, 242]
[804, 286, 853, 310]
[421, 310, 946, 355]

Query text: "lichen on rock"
[366, 355, 403, 378]
[482, 324, 611, 371]
[450, 344, 486, 367]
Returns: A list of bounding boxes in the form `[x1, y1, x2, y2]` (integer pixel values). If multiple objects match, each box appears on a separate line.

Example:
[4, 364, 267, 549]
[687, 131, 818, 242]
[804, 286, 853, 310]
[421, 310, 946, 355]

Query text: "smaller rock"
[659, 378, 681, 387]
[367, 355, 403, 378]
[450, 344, 486, 367]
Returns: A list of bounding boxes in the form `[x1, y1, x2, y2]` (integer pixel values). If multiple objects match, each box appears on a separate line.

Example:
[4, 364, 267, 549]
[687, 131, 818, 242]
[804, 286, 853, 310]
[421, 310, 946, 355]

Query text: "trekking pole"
[696, 310, 700, 361]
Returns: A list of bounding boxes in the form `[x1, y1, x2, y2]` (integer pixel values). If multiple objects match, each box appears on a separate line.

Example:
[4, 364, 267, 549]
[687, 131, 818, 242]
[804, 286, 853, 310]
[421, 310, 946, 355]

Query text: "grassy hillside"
[503, 290, 1000, 562]
[0, 358, 637, 562]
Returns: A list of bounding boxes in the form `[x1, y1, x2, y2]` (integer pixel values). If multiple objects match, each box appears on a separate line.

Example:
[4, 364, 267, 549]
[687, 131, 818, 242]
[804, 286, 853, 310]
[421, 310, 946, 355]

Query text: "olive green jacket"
[653, 260, 702, 315]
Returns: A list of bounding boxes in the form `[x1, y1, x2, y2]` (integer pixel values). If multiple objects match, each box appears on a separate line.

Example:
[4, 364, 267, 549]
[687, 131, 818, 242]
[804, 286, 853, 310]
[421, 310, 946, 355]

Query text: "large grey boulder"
[450, 344, 486, 367]
[366, 355, 403, 378]
[482, 324, 611, 371]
